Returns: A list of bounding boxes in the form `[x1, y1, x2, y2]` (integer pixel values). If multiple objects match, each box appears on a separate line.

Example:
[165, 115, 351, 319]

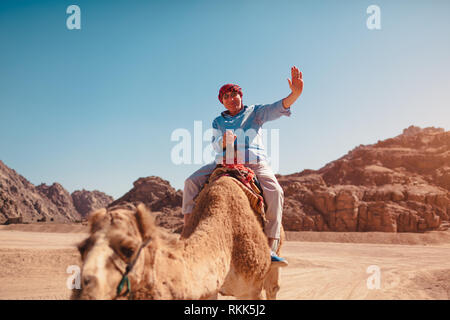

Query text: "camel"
[72, 175, 284, 300]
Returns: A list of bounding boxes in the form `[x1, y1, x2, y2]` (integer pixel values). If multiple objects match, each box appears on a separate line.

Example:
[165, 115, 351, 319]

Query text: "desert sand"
[0, 224, 449, 300]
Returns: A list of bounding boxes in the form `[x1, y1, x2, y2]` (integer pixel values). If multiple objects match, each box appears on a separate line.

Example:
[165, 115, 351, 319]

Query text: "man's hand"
[283, 66, 303, 109]
[287, 66, 303, 96]
[222, 130, 236, 149]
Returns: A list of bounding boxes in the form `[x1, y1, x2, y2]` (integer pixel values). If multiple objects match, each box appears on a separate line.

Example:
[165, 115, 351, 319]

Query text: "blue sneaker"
[270, 251, 288, 267]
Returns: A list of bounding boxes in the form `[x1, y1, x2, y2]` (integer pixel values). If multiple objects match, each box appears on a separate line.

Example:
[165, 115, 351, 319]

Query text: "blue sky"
[1, 0, 449, 199]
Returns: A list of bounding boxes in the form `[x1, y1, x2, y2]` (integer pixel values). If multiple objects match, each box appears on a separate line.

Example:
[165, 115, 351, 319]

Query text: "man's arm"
[211, 119, 224, 153]
[282, 66, 303, 109]
[254, 66, 303, 124]
[254, 100, 291, 125]
[212, 120, 236, 151]
[282, 91, 302, 109]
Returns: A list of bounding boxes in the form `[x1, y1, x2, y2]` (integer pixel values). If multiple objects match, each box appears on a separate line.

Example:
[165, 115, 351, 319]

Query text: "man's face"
[222, 91, 242, 115]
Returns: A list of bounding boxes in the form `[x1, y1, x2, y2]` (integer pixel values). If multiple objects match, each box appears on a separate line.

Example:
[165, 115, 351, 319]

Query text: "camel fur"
[72, 175, 284, 300]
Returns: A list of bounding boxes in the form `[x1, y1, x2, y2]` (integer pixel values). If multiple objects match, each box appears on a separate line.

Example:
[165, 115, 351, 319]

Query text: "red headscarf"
[218, 84, 243, 104]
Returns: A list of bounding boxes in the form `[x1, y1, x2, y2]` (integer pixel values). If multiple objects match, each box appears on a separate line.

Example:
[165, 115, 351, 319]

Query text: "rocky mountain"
[279, 126, 449, 232]
[36, 183, 80, 222]
[108, 176, 183, 232]
[72, 189, 114, 218]
[0, 160, 114, 224]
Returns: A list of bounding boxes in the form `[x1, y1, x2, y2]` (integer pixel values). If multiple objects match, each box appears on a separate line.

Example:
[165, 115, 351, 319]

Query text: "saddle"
[198, 163, 268, 227]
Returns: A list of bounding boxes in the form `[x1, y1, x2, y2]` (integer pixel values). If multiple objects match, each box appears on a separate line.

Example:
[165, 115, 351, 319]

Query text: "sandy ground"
[0, 224, 449, 300]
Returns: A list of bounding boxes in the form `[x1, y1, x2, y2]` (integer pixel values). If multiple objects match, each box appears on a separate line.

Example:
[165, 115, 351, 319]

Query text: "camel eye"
[78, 243, 85, 255]
[120, 246, 135, 259]
[77, 238, 92, 258]
[109, 236, 138, 260]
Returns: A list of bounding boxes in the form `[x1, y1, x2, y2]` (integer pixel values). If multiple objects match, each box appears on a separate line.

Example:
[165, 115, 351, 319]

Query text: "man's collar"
[221, 105, 247, 118]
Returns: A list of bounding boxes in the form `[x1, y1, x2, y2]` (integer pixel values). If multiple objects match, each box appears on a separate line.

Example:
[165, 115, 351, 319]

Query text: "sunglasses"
[222, 91, 239, 100]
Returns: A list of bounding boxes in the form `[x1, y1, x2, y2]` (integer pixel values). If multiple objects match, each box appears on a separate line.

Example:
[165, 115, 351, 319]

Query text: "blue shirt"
[211, 99, 291, 164]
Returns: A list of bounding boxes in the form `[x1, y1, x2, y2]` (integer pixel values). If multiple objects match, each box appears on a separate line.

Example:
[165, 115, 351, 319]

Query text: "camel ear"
[88, 207, 108, 233]
[135, 203, 156, 240]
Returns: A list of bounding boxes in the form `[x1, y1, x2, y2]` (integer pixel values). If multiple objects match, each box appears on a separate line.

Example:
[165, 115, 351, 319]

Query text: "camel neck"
[140, 232, 232, 300]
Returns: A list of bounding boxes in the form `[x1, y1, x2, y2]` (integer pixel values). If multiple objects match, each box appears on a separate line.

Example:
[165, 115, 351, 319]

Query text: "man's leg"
[182, 161, 217, 224]
[247, 161, 284, 239]
[247, 161, 287, 265]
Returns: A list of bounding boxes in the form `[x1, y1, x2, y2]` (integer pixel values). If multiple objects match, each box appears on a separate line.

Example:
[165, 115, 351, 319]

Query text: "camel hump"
[199, 164, 268, 226]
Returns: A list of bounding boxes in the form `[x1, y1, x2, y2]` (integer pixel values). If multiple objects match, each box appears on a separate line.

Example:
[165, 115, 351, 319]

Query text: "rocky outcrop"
[0, 160, 114, 224]
[0, 160, 78, 223]
[36, 183, 81, 221]
[109, 176, 183, 232]
[72, 189, 114, 218]
[279, 126, 449, 232]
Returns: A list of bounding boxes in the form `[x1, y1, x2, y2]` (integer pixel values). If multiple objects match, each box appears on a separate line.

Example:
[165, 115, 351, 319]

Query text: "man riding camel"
[182, 66, 304, 264]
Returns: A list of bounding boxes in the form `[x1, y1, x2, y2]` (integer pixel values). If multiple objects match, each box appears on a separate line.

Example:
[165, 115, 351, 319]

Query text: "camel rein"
[115, 238, 152, 298]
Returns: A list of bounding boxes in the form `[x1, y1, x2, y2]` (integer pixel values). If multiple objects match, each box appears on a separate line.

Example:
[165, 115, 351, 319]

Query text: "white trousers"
[182, 161, 284, 239]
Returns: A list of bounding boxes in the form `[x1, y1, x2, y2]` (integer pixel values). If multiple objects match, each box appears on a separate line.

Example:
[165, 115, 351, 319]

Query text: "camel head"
[73, 203, 158, 300]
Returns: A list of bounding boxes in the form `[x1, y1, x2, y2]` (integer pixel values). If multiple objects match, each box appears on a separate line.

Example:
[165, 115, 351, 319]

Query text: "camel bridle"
[114, 238, 152, 299]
